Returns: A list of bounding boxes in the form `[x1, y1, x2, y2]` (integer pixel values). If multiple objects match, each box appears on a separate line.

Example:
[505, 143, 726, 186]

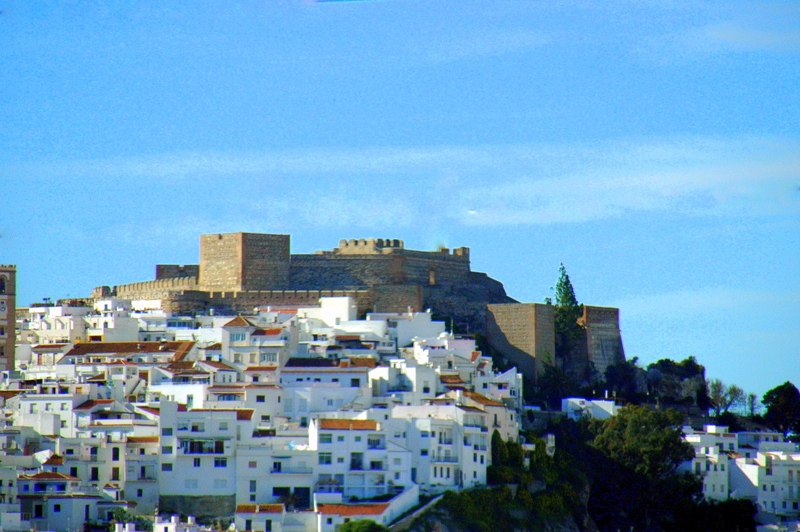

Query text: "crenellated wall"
[156, 264, 199, 280]
[115, 277, 199, 299]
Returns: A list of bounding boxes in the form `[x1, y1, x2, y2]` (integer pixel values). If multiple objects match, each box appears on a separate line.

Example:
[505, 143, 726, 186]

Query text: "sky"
[1, 1, 798, 401]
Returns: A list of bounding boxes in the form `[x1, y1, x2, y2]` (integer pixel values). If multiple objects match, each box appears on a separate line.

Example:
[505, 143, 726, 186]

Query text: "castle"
[92, 233, 514, 332]
[85, 232, 626, 383]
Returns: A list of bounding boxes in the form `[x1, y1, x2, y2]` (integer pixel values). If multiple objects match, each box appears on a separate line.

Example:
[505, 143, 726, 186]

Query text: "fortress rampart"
[88, 232, 512, 330]
[114, 276, 199, 300]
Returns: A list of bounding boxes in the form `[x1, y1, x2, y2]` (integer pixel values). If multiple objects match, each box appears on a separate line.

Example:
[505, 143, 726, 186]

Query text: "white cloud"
[13, 136, 800, 229]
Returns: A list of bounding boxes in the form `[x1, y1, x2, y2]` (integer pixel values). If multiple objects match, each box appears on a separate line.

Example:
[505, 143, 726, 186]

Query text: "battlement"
[115, 276, 199, 299]
[0, 265, 17, 270]
[334, 238, 405, 255]
[156, 264, 199, 280]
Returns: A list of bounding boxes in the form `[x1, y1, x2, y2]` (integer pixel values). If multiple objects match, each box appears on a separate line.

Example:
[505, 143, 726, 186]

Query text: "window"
[161, 463, 173, 472]
[351, 378, 360, 387]
[320, 434, 332, 444]
[248, 461, 257, 469]
[53, 504, 61, 513]
[70, 467, 78, 477]
[256, 395, 265, 403]
[231, 333, 246, 342]
[191, 422, 205, 432]
[337, 435, 344, 442]
[250, 480, 257, 492]
[421, 431, 430, 438]
[421, 449, 428, 456]
[91, 467, 99, 481]
[319, 453, 332, 465]
[162, 427, 173, 436]
[112, 467, 120, 481]
[162, 446, 173, 454]
[194, 458, 201, 468]
[214, 458, 227, 468]
[137, 489, 143, 497]
[219, 422, 228, 431]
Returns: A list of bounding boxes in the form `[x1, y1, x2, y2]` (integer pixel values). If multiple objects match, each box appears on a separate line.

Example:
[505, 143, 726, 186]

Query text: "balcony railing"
[270, 467, 313, 475]
[432, 456, 459, 463]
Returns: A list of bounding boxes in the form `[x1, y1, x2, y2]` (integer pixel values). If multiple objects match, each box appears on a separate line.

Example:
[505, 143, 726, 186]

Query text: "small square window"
[53, 504, 61, 513]
[214, 458, 227, 468]
[161, 463, 173, 472]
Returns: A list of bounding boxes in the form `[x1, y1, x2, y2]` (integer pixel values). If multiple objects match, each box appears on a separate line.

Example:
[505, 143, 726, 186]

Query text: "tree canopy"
[763, 381, 800, 436]
[553, 263, 583, 343]
[591, 405, 694, 481]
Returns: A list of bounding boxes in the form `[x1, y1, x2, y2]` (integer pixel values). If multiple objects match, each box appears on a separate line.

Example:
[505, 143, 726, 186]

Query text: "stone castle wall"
[199, 233, 291, 292]
[485, 303, 555, 383]
[114, 277, 199, 300]
[199, 233, 244, 292]
[581, 305, 625, 379]
[0, 265, 16, 371]
[241, 232, 291, 290]
[289, 248, 470, 289]
[156, 264, 199, 279]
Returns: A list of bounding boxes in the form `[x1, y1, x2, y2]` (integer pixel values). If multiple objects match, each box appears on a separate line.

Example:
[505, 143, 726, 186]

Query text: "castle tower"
[199, 233, 290, 292]
[0, 265, 16, 371]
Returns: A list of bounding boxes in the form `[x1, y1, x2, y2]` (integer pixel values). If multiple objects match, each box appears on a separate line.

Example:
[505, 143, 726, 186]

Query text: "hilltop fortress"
[88, 232, 625, 383]
[92, 232, 514, 332]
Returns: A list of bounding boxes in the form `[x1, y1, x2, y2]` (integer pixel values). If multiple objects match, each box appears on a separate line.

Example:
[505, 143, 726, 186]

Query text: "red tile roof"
[19, 472, 80, 481]
[126, 436, 159, 444]
[244, 366, 277, 372]
[223, 316, 255, 328]
[463, 391, 505, 407]
[439, 375, 464, 384]
[74, 399, 115, 410]
[235, 504, 284, 514]
[43, 454, 64, 465]
[318, 419, 377, 431]
[200, 361, 237, 370]
[251, 328, 283, 336]
[317, 503, 389, 516]
[66, 341, 192, 356]
[348, 357, 377, 369]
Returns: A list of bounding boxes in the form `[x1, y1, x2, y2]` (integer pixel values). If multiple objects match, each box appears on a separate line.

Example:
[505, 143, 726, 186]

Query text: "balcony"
[432, 455, 459, 463]
[270, 467, 313, 475]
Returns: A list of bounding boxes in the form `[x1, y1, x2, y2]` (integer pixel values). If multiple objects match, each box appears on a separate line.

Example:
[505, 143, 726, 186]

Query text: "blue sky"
[1, 1, 798, 400]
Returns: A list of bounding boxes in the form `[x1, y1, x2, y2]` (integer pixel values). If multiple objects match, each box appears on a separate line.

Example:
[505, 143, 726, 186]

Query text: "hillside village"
[0, 236, 796, 532]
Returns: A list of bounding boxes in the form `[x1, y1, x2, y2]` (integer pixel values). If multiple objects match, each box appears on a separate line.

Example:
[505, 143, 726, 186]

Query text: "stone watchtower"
[199, 233, 290, 293]
[0, 265, 16, 371]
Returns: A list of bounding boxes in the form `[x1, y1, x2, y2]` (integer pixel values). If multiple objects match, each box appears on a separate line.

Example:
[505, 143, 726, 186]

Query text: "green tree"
[708, 379, 746, 416]
[591, 405, 694, 481]
[746, 392, 761, 418]
[553, 263, 583, 342]
[491, 429, 508, 466]
[338, 519, 388, 532]
[763, 381, 800, 436]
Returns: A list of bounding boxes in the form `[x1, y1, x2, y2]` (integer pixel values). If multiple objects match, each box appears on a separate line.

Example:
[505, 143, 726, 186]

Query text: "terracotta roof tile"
[74, 399, 115, 410]
[439, 375, 464, 384]
[244, 366, 277, 372]
[318, 419, 377, 431]
[235, 504, 284, 514]
[43, 454, 64, 465]
[126, 436, 159, 443]
[463, 391, 505, 407]
[251, 328, 283, 336]
[348, 357, 377, 369]
[223, 316, 255, 328]
[66, 341, 191, 356]
[317, 503, 389, 516]
[19, 472, 80, 481]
